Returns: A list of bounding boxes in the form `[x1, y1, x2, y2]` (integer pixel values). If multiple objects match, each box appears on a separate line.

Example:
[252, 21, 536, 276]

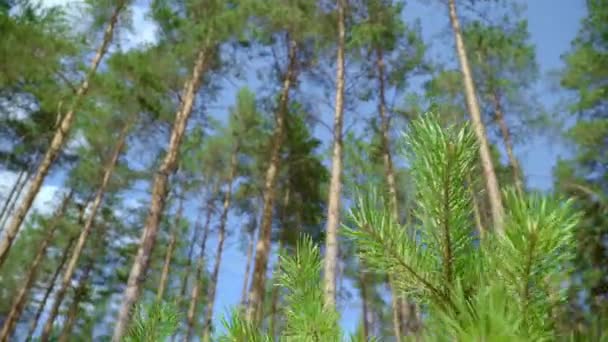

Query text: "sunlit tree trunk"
[0, 0, 126, 266]
[0, 191, 72, 341]
[323, 0, 346, 310]
[447, 0, 504, 233]
[202, 142, 239, 342]
[112, 46, 213, 342]
[246, 38, 297, 323]
[25, 236, 75, 342]
[40, 122, 130, 342]
[157, 197, 183, 301]
[185, 207, 212, 342]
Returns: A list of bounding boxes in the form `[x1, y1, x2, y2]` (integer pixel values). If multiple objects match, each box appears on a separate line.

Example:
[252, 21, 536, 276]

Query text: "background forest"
[0, 0, 606, 341]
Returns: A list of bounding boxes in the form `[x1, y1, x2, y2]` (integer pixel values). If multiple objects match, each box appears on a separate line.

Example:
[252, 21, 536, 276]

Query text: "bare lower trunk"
[323, 0, 346, 310]
[25, 237, 75, 342]
[58, 258, 94, 342]
[246, 39, 297, 323]
[157, 198, 183, 301]
[447, 0, 504, 233]
[359, 269, 370, 341]
[490, 91, 523, 194]
[202, 143, 239, 342]
[40, 123, 129, 342]
[0, 191, 72, 342]
[0, 1, 125, 266]
[185, 208, 212, 342]
[0, 169, 26, 227]
[240, 228, 255, 308]
[112, 47, 212, 342]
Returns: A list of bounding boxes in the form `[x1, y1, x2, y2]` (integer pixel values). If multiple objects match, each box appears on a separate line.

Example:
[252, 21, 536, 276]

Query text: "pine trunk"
[447, 0, 504, 233]
[40, 122, 129, 342]
[202, 143, 239, 342]
[112, 46, 212, 342]
[490, 91, 523, 193]
[0, 169, 26, 226]
[0, 1, 126, 266]
[246, 38, 297, 323]
[157, 197, 183, 301]
[359, 270, 370, 341]
[185, 207, 212, 342]
[240, 227, 255, 308]
[323, 0, 346, 310]
[0, 166, 31, 230]
[0, 191, 73, 342]
[25, 237, 76, 342]
[268, 242, 283, 340]
[57, 257, 94, 342]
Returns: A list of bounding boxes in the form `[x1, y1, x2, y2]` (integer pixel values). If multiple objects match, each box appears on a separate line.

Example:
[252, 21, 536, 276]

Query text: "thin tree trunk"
[0, 169, 30, 231]
[157, 197, 183, 301]
[0, 1, 126, 266]
[38, 195, 91, 342]
[240, 227, 255, 308]
[490, 91, 523, 194]
[359, 269, 370, 341]
[202, 142, 239, 342]
[57, 256, 94, 342]
[40, 123, 129, 342]
[246, 38, 297, 323]
[25, 237, 76, 342]
[185, 207, 212, 342]
[112, 45, 213, 342]
[0, 169, 26, 226]
[323, 0, 346, 310]
[467, 174, 486, 237]
[0, 191, 73, 342]
[447, 0, 504, 233]
[268, 241, 283, 341]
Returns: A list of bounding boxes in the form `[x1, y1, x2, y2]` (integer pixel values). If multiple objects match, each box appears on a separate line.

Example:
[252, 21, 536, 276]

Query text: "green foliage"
[345, 114, 581, 341]
[124, 300, 181, 342]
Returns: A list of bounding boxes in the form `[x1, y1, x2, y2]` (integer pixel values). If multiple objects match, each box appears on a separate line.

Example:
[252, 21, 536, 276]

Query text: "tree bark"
[112, 46, 212, 342]
[246, 38, 297, 323]
[0, 191, 73, 342]
[185, 206, 212, 342]
[157, 197, 183, 301]
[0, 166, 32, 231]
[202, 142, 239, 342]
[40, 122, 130, 342]
[490, 91, 523, 194]
[0, 169, 26, 227]
[240, 227, 256, 308]
[359, 269, 370, 341]
[323, 0, 346, 310]
[57, 256, 94, 342]
[447, 0, 504, 233]
[25, 237, 76, 342]
[0, 0, 126, 267]
[268, 241, 283, 341]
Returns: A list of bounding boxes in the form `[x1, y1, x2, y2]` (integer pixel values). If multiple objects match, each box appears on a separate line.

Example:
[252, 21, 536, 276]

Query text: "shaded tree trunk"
[323, 0, 346, 310]
[490, 91, 523, 194]
[112, 46, 213, 342]
[246, 38, 298, 323]
[0, 191, 73, 342]
[25, 237, 76, 342]
[240, 227, 256, 308]
[57, 256, 94, 342]
[40, 121, 130, 342]
[202, 142, 239, 342]
[268, 242, 283, 341]
[0, 169, 26, 227]
[447, 0, 504, 233]
[157, 197, 183, 301]
[185, 206, 212, 342]
[0, 0, 126, 266]
[0, 159, 35, 231]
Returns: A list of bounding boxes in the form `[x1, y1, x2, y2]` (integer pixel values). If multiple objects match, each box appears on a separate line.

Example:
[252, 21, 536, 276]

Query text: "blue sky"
[1, 0, 588, 338]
